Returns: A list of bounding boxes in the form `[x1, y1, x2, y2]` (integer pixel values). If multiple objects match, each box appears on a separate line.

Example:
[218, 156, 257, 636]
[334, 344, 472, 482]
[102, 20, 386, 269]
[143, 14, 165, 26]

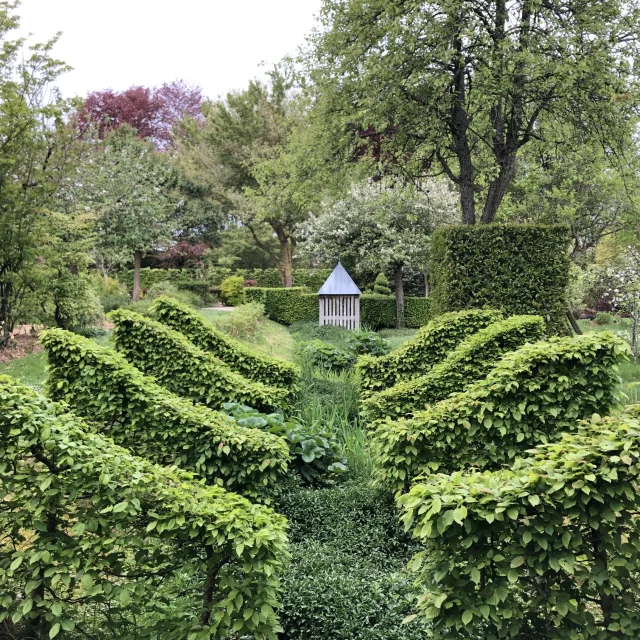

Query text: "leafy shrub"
[223, 402, 348, 485]
[110, 310, 291, 412]
[289, 321, 352, 348]
[121, 299, 155, 316]
[151, 297, 299, 389]
[404, 297, 431, 328]
[595, 311, 614, 325]
[220, 275, 244, 306]
[296, 339, 356, 372]
[373, 332, 629, 492]
[346, 330, 391, 357]
[398, 414, 640, 639]
[40, 329, 290, 502]
[213, 302, 265, 340]
[147, 280, 203, 308]
[430, 224, 571, 333]
[0, 375, 288, 640]
[100, 291, 131, 313]
[356, 309, 504, 396]
[120, 267, 187, 289]
[373, 273, 392, 295]
[362, 315, 546, 422]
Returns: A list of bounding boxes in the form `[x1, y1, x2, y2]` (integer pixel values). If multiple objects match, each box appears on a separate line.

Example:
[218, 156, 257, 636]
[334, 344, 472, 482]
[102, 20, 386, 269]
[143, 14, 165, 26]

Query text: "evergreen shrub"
[111, 310, 290, 412]
[373, 332, 629, 492]
[40, 329, 290, 502]
[362, 315, 546, 422]
[356, 309, 504, 396]
[0, 375, 288, 640]
[373, 273, 392, 295]
[220, 275, 244, 306]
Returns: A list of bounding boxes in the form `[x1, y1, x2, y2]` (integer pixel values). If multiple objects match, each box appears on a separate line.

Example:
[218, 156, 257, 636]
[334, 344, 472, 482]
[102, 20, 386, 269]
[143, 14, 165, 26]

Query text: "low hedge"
[40, 329, 290, 503]
[0, 375, 288, 640]
[373, 332, 629, 492]
[362, 315, 546, 423]
[356, 309, 504, 396]
[111, 310, 291, 412]
[399, 415, 640, 638]
[151, 297, 299, 388]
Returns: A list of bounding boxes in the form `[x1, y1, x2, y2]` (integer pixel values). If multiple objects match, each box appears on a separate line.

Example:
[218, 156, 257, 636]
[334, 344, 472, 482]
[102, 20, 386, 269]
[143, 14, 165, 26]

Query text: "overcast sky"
[18, 0, 322, 101]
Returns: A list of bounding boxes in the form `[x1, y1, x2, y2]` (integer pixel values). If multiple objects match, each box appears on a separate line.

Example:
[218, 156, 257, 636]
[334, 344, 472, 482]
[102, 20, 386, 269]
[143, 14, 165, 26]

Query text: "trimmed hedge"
[404, 297, 431, 328]
[362, 315, 546, 423]
[356, 309, 504, 396]
[430, 224, 571, 334]
[151, 297, 299, 388]
[0, 375, 288, 639]
[373, 331, 629, 492]
[399, 415, 640, 638]
[40, 329, 290, 503]
[111, 309, 291, 412]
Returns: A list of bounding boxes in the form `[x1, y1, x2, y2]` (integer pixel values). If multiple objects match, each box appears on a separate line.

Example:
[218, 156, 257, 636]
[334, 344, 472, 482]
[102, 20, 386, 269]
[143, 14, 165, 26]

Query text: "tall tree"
[309, 0, 640, 224]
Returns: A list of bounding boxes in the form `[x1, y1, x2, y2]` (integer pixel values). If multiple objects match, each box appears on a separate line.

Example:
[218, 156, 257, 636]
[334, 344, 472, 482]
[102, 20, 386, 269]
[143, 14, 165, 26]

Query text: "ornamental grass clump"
[373, 332, 629, 492]
[362, 315, 546, 423]
[0, 375, 289, 640]
[356, 309, 503, 396]
[110, 309, 291, 412]
[151, 296, 300, 388]
[398, 414, 640, 639]
[40, 329, 290, 503]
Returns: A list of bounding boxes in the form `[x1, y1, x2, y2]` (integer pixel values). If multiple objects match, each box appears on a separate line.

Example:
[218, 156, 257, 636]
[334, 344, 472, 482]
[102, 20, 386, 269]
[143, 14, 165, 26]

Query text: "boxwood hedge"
[362, 315, 546, 423]
[0, 375, 289, 640]
[398, 415, 640, 639]
[356, 309, 504, 396]
[111, 309, 291, 412]
[373, 332, 629, 492]
[151, 297, 299, 389]
[40, 329, 290, 503]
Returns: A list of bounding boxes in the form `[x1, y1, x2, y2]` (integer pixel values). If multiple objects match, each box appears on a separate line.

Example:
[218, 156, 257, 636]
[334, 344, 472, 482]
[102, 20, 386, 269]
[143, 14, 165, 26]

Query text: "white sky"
[18, 0, 322, 100]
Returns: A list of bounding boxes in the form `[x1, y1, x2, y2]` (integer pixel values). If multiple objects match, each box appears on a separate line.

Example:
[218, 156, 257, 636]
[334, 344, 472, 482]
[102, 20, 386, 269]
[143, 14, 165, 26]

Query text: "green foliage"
[595, 311, 614, 325]
[147, 280, 203, 308]
[151, 297, 299, 389]
[223, 403, 347, 485]
[346, 331, 391, 357]
[373, 273, 392, 295]
[213, 302, 266, 340]
[362, 315, 546, 423]
[40, 328, 290, 502]
[356, 309, 503, 396]
[430, 224, 571, 333]
[110, 310, 291, 412]
[404, 297, 431, 328]
[120, 267, 191, 288]
[373, 332, 629, 492]
[296, 339, 356, 372]
[0, 375, 288, 639]
[100, 291, 132, 313]
[220, 275, 245, 306]
[360, 294, 396, 330]
[398, 414, 640, 639]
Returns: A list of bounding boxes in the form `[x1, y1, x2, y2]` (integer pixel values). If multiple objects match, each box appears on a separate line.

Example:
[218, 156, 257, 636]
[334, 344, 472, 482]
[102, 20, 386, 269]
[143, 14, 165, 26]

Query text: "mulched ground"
[0, 330, 42, 363]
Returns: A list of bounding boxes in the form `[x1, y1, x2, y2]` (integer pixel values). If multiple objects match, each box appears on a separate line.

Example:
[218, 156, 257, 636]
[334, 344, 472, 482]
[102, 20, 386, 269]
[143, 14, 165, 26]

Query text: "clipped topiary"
[362, 315, 546, 423]
[0, 375, 289, 640]
[110, 309, 291, 412]
[356, 309, 504, 396]
[151, 296, 299, 388]
[374, 332, 629, 492]
[40, 329, 290, 503]
[373, 273, 392, 295]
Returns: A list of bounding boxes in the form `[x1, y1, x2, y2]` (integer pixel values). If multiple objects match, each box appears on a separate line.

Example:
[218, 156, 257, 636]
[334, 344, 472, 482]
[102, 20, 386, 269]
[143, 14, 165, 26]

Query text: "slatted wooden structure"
[318, 262, 361, 330]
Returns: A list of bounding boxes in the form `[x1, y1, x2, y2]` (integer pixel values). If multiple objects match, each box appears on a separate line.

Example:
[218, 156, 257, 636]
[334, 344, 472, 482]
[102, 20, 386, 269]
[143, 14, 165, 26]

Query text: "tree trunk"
[423, 267, 430, 297]
[632, 302, 638, 363]
[481, 154, 517, 223]
[275, 229, 294, 288]
[394, 265, 405, 329]
[132, 250, 143, 302]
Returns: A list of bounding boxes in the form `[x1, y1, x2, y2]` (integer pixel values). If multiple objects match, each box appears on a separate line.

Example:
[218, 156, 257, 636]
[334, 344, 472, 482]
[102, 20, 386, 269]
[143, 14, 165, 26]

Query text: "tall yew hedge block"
[429, 224, 571, 333]
[0, 375, 289, 640]
[110, 309, 291, 412]
[373, 332, 629, 492]
[40, 329, 290, 503]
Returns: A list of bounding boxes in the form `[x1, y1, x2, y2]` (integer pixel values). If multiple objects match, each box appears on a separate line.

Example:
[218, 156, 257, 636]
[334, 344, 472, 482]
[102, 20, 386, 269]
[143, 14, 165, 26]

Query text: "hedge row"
[40, 329, 290, 502]
[152, 297, 299, 388]
[362, 315, 546, 423]
[373, 332, 629, 492]
[429, 224, 571, 334]
[399, 414, 640, 638]
[111, 310, 291, 413]
[0, 375, 288, 639]
[356, 309, 504, 396]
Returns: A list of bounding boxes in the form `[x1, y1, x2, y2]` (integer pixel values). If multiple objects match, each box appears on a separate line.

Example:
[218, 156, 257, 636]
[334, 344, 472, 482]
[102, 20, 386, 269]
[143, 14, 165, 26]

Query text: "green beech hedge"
[430, 224, 570, 334]
[111, 309, 291, 412]
[356, 309, 503, 396]
[373, 332, 629, 492]
[404, 297, 431, 328]
[362, 315, 546, 423]
[399, 415, 640, 639]
[0, 375, 288, 640]
[40, 329, 290, 503]
[151, 297, 299, 388]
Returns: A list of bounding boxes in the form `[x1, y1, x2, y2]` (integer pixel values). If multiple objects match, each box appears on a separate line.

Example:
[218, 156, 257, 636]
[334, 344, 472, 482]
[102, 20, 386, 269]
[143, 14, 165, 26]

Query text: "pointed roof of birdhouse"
[317, 261, 361, 296]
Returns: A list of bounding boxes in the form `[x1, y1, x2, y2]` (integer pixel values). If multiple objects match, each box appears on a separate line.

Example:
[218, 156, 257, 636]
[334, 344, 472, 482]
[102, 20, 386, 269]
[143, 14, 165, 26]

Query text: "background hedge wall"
[429, 224, 570, 333]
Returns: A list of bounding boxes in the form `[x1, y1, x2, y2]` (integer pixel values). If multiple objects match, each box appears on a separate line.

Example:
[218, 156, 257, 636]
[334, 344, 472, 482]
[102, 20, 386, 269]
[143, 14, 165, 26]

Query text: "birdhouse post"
[317, 262, 361, 330]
